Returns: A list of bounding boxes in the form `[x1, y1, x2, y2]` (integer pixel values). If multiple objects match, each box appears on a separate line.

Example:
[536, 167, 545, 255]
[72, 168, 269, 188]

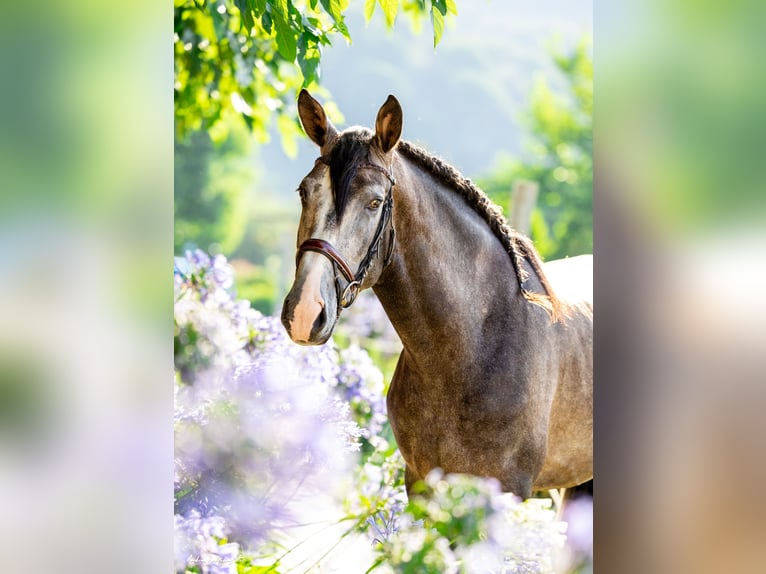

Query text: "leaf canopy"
[175, 0, 457, 142]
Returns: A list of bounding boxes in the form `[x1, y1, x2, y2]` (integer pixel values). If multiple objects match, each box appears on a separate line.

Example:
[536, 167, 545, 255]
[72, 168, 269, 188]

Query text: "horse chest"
[386, 358, 533, 479]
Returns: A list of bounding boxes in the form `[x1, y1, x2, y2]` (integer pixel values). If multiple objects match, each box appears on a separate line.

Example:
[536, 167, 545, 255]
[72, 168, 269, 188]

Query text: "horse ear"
[298, 89, 338, 147]
[375, 94, 403, 153]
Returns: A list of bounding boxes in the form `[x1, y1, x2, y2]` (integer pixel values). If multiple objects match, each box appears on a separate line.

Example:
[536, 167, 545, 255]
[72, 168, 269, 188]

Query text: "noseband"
[296, 159, 396, 313]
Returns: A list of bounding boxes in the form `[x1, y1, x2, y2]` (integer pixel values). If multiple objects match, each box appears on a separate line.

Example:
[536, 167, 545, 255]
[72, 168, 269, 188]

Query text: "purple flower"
[185, 249, 211, 270]
[174, 254, 365, 551]
[334, 344, 387, 437]
[337, 290, 399, 347]
[172, 250, 542, 571]
[373, 470, 567, 574]
[210, 254, 234, 290]
[174, 510, 239, 574]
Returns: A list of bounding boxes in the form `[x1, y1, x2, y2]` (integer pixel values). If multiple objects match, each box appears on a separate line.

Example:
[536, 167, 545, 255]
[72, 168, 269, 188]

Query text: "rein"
[296, 159, 396, 313]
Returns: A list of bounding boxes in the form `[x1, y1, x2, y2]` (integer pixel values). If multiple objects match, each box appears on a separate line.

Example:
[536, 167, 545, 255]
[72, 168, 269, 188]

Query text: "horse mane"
[396, 140, 567, 322]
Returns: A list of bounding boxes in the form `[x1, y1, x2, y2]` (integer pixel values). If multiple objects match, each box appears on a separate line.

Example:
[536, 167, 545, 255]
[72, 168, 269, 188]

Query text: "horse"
[281, 90, 593, 499]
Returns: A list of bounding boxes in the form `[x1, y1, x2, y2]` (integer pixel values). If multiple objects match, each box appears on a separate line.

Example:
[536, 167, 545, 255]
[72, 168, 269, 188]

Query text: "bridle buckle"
[340, 280, 361, 309]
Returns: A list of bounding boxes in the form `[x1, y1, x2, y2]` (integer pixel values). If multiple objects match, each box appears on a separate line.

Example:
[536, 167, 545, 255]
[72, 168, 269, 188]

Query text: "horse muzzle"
[281, 254, 339, 345]
[280, 298, 334, 345]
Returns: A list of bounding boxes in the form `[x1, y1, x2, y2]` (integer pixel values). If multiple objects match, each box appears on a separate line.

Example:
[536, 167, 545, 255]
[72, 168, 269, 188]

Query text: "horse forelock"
[395, 140, 569, 322]
[324, 128, 374, 221]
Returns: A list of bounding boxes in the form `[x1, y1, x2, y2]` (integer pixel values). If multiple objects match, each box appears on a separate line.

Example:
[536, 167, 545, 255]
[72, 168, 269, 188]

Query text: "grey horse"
[282, 90, 593, 498]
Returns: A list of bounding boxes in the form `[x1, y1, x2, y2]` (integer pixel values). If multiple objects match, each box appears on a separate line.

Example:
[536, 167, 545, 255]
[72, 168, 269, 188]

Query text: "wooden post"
[510, 180, 539, 236]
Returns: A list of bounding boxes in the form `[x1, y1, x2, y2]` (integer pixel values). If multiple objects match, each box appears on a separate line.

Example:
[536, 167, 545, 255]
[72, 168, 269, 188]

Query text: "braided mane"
[396, 140, 566, 322]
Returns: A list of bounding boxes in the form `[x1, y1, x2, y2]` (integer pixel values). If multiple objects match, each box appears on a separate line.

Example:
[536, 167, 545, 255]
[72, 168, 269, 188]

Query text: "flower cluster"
[375, 470, 568, 574]
[337, 290, 400, 350]
[173, 249, 591, 574]
[348, 435, 408, 543]
[174, 251, 251, 380]
[174, 250, 367, 570]
[335, 343, 388, 439]
[174, 511, 239, 574]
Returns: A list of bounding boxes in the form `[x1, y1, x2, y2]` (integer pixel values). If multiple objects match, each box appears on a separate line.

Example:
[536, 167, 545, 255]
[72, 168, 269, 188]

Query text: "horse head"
[281, 90, 402, 345]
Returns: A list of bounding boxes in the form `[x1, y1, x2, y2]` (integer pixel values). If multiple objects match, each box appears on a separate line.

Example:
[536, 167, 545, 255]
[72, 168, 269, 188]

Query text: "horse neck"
[373, 153, 526, 369]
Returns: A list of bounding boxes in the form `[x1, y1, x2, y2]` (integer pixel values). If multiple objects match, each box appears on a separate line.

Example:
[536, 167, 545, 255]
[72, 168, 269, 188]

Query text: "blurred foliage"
[375, 470, 568, 573]
[174, 119, 254, 254]
[599, 1, 766, 236]
[174, 0, 457, 144]
[230, 256, 283, 314]
[479, 38, 592, 260]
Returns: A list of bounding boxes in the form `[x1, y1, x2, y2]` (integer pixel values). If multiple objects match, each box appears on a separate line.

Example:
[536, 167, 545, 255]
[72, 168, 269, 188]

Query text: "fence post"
[510, 180, 539, 236]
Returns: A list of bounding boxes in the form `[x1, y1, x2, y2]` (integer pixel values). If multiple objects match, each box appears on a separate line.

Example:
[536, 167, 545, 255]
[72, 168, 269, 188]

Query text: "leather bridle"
[296, 159, 396, 314]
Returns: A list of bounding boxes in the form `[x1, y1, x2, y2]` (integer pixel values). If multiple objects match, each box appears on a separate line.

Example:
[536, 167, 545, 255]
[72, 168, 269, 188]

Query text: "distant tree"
[479, 39, 592, 260]
[174, 122, 254, 254]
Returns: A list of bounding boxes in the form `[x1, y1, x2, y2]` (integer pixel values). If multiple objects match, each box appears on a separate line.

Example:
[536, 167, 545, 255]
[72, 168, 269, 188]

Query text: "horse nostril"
[312, 304, 327, 335]
[280, 297, 293, 332]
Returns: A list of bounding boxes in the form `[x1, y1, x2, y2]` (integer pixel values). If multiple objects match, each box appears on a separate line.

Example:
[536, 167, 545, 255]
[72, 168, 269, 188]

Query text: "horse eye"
[368, 198, 382, 210]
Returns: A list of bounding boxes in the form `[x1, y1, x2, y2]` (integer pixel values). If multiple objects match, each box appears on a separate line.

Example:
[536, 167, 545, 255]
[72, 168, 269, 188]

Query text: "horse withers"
[281, 90, 593, 499]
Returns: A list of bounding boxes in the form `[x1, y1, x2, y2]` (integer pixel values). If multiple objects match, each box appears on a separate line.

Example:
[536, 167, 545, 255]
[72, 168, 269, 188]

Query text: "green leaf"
[233, 0, 255, 29]
[274, 14, 298, 61]
[431, 4, 444, 47]
[286, 0, 302, 19]
[271, 0, 298, 61]
[378, 0, 399, 27]
[301, 25, 320, 42]
[364, 0, 376, 22]
[262, 11, 272, 33]
[272, 0, 289, 20]
[319, 0, 343, 22]
[335, 17, 351, 41]
[445, 0, 458, 15]
[241, 112, 254, 132]
[297, 33, 321, 86]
